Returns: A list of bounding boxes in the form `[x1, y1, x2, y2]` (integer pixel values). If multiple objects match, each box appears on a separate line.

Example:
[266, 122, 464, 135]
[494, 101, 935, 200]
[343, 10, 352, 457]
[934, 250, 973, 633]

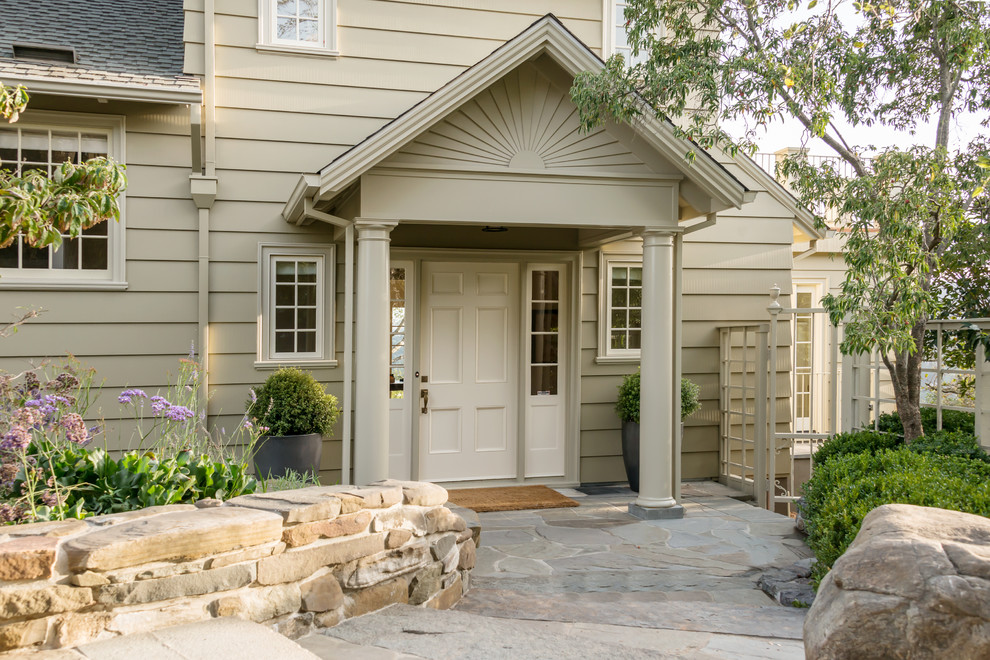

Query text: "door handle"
[420, 389, 429, 414]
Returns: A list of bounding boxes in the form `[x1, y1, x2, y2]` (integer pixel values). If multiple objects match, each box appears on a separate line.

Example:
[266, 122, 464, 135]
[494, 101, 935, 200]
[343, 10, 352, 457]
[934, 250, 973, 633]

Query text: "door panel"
[420, 262, 519, 481]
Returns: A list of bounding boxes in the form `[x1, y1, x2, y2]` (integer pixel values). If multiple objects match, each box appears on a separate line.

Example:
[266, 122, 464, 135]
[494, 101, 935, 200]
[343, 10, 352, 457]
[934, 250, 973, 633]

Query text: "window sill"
[255, 43, 340, 59]
[595, 354, 641, 365]
[254, 359, 338, 370]
[0, 280, 128, 291]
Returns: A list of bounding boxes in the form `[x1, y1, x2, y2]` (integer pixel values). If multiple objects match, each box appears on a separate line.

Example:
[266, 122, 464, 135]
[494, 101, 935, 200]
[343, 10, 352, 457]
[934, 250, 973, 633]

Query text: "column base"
[628, 503, 685, 520]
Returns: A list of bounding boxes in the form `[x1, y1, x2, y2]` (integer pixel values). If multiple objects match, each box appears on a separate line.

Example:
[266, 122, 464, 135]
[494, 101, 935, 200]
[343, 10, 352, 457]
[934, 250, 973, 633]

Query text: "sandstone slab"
[426, 572, 462, 610]
[63, 507, 283, 572]
[806, 504, 990, 660]
[323, 485, 403, 510]
[86, 504, 196, 526]
[94, 563, 254, 606]
[225, 489, 342, 524]
[386, 529, 412, 549]
[458, 539, 477, 570]
[0, 616, 51, 652]
[0, 536, 57, 581]
[371, 480, 448, 507]
[425, 507, 467, 534]
[6, 519, 87, 539]
[283, 511, 371, 548]
[342, 544, 431, 589]
[212, 583, 301, 621]
[0, 584, 92, 619]
[344, 576, 409, 619]
[257, 533, 385, 585]
[408, 563, 442, 605]
[301, 574, 344, 612]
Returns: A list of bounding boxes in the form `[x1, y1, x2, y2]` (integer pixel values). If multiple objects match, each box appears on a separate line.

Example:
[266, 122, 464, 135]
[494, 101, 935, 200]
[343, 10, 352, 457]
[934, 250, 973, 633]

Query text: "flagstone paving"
[302, 482, 813, 659]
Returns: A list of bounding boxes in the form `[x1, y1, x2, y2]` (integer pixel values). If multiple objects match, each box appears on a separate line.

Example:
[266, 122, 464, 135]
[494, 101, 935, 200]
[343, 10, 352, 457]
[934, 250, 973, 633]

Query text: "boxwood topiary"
[247, 368, 339, 437]
[616, 372, 702, 423]
[802, 448, 990, 585]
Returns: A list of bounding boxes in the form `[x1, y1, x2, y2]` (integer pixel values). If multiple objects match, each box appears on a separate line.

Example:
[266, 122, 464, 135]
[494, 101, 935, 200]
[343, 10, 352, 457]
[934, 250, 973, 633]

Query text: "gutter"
[189, 0, 218, 419]
[0, 75, 203, 105]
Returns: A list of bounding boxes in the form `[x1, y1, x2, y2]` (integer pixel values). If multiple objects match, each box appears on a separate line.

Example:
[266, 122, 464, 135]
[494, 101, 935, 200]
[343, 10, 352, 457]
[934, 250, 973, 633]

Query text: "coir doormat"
[445, 485, 579, 513]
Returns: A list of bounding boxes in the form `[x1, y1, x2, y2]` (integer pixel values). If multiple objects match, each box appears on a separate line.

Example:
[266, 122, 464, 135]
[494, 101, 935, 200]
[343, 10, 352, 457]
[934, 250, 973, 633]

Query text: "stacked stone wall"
[0, 480, 477, 653]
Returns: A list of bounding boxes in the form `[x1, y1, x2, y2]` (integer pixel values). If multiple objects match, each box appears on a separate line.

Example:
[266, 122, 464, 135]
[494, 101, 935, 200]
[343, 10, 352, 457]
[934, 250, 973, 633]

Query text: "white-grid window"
[258, 0, 338, 55]
[599, 253, 643, 361]
[259, 244, 335, 365]
[605, 0, 653, 66]
[0, 112, 125, 289]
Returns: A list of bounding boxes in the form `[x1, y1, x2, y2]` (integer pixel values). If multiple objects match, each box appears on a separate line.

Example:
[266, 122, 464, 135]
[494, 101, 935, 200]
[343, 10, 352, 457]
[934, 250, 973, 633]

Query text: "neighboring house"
[0, 1, 822, 505]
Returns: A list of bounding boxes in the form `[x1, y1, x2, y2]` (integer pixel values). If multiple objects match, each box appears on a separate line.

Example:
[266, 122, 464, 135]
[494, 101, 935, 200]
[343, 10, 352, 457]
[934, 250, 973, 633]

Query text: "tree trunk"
[884, 320, 927, 443]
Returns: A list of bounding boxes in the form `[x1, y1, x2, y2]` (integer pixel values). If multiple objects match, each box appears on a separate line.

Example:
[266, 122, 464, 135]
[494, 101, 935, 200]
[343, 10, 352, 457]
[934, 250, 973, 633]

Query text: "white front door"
[419, 261, 520, 481]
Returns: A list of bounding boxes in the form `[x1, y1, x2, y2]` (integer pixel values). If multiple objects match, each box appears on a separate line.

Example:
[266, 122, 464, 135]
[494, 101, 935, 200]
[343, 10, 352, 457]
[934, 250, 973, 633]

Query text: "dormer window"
[257, 0, 338, 56]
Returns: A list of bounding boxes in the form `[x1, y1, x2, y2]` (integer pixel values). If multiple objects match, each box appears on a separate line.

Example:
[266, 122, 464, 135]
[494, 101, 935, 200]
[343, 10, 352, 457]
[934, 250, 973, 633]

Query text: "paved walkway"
[302, 482, 813, 659]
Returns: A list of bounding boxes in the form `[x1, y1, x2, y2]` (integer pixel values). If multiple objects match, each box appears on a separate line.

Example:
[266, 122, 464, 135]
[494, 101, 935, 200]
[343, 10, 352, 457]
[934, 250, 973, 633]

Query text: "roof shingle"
[0, 0, 197, 92]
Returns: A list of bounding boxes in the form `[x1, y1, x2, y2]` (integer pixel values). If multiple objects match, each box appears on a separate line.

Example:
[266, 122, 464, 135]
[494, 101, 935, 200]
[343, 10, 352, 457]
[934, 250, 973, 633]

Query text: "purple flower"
[150, 396, 170, 416]
[118, 388, 148, 404]
[2, 426, 31, 451]
[164, 405, 195, 422]
[24, 399, 41, 408]
[60, 413, 89, 445]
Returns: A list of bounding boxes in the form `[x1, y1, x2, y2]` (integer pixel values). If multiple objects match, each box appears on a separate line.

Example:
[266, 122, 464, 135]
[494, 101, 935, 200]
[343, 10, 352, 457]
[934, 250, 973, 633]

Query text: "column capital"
[354, 218, 397, 241]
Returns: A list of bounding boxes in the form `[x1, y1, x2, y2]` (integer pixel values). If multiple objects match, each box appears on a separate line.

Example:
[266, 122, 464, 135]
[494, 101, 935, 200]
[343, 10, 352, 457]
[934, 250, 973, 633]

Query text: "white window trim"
[0, 110, 127, 290]
[257, 0, 339, 57]
[257, 243, 337, 368]
[597, 249, 644, 364]
[602, 0, 661, 63]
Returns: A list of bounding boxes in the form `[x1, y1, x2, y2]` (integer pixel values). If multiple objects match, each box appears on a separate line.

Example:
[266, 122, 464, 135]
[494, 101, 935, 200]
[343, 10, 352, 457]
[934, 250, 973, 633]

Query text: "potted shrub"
[247, 368, 339, 480]
[616, 372, 701, 492]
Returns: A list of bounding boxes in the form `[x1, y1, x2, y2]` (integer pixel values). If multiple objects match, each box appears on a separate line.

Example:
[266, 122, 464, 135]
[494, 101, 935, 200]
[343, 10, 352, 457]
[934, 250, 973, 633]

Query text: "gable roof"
[0, 0, 200, 103]
[311, 15, 749, 213]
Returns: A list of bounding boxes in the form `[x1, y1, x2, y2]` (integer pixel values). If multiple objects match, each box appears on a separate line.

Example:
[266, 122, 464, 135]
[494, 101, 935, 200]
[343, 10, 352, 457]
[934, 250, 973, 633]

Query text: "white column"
[353, 219, 395, 485]
[632, 229, 682, 518]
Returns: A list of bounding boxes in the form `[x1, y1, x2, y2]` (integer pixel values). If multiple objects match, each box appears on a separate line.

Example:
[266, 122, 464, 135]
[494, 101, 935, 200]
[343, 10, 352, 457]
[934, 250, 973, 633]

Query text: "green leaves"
[0, 156, 128, 250]
[0, 83, 28, 123]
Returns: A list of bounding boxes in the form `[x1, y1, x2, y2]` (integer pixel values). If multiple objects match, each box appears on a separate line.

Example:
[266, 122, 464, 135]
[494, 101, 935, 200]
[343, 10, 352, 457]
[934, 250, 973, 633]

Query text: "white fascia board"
[282, 173, 322, 224]
[316, 16, 748, 210]
[3, 75, 203, 105]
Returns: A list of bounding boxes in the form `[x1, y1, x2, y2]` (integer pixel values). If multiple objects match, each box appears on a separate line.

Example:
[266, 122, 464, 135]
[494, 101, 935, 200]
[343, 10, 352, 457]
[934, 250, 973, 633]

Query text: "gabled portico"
[282, 15, 750, 517]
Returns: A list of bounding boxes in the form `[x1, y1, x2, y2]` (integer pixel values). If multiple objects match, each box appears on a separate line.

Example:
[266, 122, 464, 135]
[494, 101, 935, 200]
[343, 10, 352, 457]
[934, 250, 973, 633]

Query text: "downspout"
[341, 224, 355, 484]
[190, 0, 218, 418]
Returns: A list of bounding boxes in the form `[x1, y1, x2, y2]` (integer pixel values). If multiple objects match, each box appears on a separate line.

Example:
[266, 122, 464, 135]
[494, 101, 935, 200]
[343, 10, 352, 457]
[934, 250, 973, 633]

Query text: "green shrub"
[247, 368, 339, 437]
[13, 442, 256, 521]
[811, 430, 902, 468]
[616, 372, 702, 423]
[802, 449, 990, 585]
[875, 407, 976, 436]
[907, 430, 990, 463]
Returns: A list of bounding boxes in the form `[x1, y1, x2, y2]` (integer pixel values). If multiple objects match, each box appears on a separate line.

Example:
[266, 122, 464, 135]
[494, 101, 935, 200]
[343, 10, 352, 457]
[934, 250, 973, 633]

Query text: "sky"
[725, 112, 986, 158]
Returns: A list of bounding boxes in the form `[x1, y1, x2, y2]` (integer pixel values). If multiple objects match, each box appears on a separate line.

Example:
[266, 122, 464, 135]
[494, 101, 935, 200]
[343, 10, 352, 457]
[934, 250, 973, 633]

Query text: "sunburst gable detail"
[384, 64, 654, 176]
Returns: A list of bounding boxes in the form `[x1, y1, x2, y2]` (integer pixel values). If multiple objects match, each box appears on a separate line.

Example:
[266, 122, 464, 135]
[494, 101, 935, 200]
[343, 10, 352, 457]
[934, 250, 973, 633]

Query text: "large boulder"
[805, 503, 990, 659]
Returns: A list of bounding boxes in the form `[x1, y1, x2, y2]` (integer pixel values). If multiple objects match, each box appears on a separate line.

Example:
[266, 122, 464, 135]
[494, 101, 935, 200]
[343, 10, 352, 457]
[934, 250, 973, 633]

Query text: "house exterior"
[0, 0, 822, 512]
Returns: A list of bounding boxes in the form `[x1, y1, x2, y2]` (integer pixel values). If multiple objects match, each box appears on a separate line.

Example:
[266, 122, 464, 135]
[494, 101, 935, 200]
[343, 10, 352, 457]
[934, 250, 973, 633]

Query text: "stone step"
[315, 603, 805, 660]
[32, 618, 320, 659]
[457, 588, 806, 640]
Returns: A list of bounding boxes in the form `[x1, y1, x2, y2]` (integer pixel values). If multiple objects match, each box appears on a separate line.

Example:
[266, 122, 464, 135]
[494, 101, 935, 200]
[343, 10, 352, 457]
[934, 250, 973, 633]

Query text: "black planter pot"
[253, 433, 322, 480]
[621, 420, 640, 493]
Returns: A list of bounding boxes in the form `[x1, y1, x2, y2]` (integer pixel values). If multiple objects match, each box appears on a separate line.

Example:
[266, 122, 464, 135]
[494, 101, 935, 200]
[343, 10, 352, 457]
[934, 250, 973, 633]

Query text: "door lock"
[420, 388, 429, 414]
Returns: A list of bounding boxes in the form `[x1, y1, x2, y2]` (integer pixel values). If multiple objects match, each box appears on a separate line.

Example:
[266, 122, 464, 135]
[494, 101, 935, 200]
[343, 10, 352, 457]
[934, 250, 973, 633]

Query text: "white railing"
[844, 318, 990, 441]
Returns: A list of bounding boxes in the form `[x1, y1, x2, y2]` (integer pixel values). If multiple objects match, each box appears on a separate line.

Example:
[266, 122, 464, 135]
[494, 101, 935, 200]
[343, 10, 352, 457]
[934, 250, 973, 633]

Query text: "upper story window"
[605, 1, 651, 66]
[258, 0, 338, 56]
[0, 112, 125, 290]
[598, 252, 643, 362]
